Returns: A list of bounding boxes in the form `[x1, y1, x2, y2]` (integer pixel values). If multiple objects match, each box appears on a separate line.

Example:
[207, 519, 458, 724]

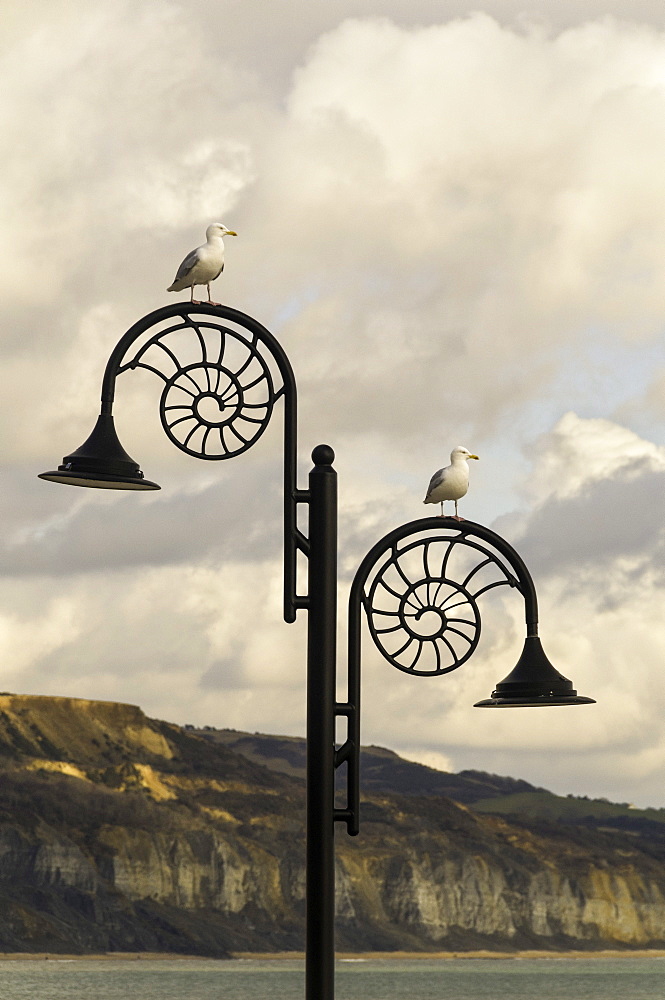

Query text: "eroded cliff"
[0, 694, 664, 954]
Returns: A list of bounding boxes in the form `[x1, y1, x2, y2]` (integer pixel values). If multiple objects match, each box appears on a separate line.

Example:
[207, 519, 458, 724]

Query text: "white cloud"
[2, 3, 665, 808]
[0, 595, 82, 676]
[522, 411, 665, 502]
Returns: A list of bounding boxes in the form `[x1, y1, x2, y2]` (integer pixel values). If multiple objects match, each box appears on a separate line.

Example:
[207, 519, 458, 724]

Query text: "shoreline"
[1, 949, 665, 962]
[232, 949, 665, 961]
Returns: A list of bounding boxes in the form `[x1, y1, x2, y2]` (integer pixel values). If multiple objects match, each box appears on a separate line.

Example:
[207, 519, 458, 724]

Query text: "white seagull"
[423, 446, 479, 519]
[167, 223, 237, 305]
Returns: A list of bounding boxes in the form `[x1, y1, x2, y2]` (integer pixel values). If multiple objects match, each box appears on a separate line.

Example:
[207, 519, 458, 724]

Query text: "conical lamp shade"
[38, 414, 160, 490]
[474, 636, 595, 707]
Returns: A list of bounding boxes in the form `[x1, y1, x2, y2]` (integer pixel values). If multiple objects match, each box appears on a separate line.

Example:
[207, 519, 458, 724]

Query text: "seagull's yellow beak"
[226, 230, 238, 236]
[469, 454, 479, 460]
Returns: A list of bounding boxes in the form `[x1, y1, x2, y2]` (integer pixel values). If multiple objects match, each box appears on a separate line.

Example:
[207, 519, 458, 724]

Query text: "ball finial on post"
[312, 444, 335, 466]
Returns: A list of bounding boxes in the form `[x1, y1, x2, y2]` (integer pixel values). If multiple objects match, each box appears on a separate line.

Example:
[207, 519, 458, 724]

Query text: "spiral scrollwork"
[362, 530, 520, 676]
[116, 310, 281, 460]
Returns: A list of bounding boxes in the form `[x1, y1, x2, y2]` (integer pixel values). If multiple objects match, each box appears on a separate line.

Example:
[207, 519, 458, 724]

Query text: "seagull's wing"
[424, 467, 445, 498]
[173, 248, 201, 284]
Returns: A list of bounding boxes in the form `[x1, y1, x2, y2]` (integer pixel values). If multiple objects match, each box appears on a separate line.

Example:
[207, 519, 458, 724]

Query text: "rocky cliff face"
[336, 807, 665, 950]
[0, 694, 664, 954]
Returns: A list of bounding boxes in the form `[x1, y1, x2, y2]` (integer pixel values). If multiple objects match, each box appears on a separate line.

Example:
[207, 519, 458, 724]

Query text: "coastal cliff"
[0, 694, 664, 954]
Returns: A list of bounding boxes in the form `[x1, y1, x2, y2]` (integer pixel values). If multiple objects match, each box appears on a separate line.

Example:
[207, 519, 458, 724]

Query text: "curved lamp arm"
[40, 303, 309, 622]
[334, 516, 593, 836]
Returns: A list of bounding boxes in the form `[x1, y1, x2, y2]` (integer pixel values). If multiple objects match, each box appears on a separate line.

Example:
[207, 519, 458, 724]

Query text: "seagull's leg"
[206, 283, 221, 307]
[451, 499, 464, 522]
[191, 285, 202, 306]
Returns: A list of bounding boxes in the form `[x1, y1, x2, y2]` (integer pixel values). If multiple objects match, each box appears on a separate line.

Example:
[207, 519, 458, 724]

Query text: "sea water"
[0, 956, 662, 1000]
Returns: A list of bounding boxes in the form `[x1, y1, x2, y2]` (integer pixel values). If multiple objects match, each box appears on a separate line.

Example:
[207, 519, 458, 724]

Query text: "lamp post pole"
[39, 303, 593, 1000]
[306, 446, 337, 1000]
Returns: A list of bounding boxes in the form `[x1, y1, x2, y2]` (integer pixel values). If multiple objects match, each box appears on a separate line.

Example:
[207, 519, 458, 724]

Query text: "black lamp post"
[40, 303, 593, 999]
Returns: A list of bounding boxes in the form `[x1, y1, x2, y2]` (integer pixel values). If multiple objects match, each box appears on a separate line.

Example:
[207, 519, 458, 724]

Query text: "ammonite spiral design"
[159, 347, 273, 459]
[118, 314, 279, 460]
[363, 534, 518, 676]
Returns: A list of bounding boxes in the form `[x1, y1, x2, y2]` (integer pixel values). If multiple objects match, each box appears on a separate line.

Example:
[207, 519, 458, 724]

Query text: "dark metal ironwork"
[306, 445, 337, 1000]
[358, 518, 534, 667]
[116, 311, 278, 460]
[334, 516, 593, 837]
[104, 304, 307, 625]
[40, 303, 338, 1000]
[38, 412, 161, 490]
[40, 303, 307, 624]
[40, 302, 593, 1000]
[362, 532, 512, 676]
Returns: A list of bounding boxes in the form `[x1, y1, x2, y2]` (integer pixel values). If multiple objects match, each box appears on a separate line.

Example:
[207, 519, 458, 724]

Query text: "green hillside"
[199, 726, 665, 836]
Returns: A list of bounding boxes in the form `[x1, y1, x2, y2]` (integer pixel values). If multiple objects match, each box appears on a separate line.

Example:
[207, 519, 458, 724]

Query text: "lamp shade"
[474, 636, 595, 707]
[38, 413, 160, 491]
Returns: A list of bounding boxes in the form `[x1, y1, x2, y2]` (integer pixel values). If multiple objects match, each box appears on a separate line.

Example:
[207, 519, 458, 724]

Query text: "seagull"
[167, 223, 237, 305]
[423, 446, 479, 519]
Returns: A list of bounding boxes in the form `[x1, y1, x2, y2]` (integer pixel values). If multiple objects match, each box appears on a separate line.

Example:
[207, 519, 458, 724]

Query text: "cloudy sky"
[3, 0, 665, 808]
